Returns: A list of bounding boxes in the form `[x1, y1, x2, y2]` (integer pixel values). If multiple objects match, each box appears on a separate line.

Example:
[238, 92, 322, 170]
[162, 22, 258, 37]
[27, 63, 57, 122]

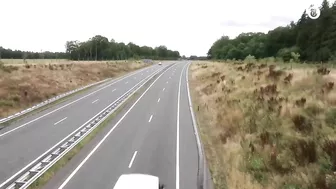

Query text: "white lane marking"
[128, 151, 138, 168]
[0, 68, 163, 189]
[54, 117, 67, 125]
[57, 63, 177, 189]
[157, 98, 160, 103]
[125, 81, 128, 84]
[112, 89, 116, 92]
[0, 66, 152, 138]
[176, 63, 188, 189]
[169, 76, 171, 79]
[92, 99, 99, 104]
[167, 81, 168, 84]
[163, 88, 165, 91]
[148, 115, 153, 122]
[134, 77, 136, 79]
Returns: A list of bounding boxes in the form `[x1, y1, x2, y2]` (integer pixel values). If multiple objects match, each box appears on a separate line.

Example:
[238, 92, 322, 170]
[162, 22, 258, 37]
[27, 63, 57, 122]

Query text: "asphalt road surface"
[42, 61, 198, 189]
[0, 63, 168, 185]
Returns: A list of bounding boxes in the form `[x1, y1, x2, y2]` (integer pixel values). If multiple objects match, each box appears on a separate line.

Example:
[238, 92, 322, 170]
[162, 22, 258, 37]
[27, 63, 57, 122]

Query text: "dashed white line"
[169, 76, 171, 79]
[0, 67, 151, 138]
[56, 63, 176, 189]
[167, 81, 168, 84]
[148, 115, 153, 122]
[157, 98, 160, 102]
[112, 89, 116, 92]
[92, 99, 99, 104]
[54, 117, 67, 125]
[125, 81, 128, 84]
[163, 88, 165, 91]
[128, 151, 138, 168]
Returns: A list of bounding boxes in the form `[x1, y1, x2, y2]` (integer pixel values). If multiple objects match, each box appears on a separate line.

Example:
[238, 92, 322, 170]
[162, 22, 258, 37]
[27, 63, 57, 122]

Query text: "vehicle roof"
[113, 174, 159, 189]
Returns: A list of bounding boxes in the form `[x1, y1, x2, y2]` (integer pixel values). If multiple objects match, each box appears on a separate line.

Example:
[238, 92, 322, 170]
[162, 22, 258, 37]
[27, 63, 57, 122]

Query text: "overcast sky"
[0, 0, 332, 56]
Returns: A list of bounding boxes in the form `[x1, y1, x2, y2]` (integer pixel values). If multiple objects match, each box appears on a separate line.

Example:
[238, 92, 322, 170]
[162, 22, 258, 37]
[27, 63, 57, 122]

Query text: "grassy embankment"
[0, 59, 148, 118]
[189, 60, 336, 189]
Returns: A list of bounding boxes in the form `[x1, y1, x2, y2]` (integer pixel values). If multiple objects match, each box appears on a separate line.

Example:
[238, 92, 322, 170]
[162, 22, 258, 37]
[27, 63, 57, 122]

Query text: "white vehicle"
[158, 62, 162, 65]
[113, 174, 165, 189]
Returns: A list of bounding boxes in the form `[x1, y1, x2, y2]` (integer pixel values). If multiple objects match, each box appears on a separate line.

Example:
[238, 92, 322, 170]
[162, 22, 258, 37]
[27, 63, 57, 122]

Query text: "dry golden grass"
[1, 59, 69, 65]
[189, 61, 336, 189]
[0, 60, 147, 117]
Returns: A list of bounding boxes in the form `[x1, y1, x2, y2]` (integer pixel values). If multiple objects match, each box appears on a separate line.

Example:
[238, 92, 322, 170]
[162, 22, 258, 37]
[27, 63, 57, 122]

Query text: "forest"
[0, 35, 180, 60]
[208, 0, 336, 63]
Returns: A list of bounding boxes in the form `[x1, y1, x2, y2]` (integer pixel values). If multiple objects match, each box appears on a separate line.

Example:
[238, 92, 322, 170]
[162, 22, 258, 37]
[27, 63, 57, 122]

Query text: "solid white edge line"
[148, 115, 153, 122]
[176, 63, 188, 189]
[186, 62, 208, 189]
[128, 151, 138, 168]
[92, 99, 99, 104]
[0, 66, 163, 189]
[54, 117, 67, 125]
[57, 64, 176, 189]
[0, 66, 153, 138]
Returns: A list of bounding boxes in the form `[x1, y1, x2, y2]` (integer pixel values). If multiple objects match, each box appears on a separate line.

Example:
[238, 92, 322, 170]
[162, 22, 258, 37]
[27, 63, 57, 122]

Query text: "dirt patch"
[189, 61, 336, 189]
[0, 61, 148, 117]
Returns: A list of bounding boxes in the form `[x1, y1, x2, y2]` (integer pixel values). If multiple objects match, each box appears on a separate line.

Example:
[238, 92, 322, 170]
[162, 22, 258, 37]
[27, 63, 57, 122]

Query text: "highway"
[0, 63, 168, 186]
[41, 62, 199, 189]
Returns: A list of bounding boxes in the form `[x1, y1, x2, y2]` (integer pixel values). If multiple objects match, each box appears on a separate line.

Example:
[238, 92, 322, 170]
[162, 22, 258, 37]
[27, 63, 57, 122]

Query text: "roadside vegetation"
[190, 0, 336, 188]
[190, 60, 336, 189]
[0, 34, 180, 118]
[0, 60, 147, 118]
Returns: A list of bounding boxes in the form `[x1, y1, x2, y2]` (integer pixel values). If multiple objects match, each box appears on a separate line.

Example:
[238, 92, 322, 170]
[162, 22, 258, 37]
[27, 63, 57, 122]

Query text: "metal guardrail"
[0, 66, 166, 189]
[0, 66, 152, 125]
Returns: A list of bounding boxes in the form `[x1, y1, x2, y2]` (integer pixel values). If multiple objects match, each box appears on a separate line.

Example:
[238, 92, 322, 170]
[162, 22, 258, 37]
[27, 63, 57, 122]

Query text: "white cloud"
[0, 0, 333, 56]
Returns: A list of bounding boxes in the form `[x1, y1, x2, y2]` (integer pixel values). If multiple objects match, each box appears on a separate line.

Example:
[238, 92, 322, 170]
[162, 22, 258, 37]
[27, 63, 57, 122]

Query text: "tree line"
[66, 35, 180, 60]
[0, 35, 180, 60]
[0, 47, 68, 59]
[208, 0, 336, 63]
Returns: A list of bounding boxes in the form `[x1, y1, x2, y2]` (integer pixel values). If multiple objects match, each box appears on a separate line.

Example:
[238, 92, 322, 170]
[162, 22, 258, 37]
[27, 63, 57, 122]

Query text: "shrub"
[325, 108, 336, 128]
